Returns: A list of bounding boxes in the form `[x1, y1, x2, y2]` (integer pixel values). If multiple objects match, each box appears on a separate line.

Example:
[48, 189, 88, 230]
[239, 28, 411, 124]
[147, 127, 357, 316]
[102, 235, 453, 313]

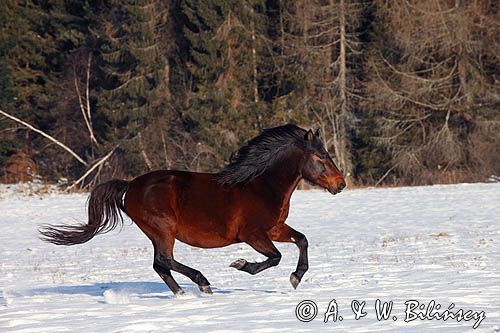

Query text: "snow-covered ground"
[1, 183, 499, 332]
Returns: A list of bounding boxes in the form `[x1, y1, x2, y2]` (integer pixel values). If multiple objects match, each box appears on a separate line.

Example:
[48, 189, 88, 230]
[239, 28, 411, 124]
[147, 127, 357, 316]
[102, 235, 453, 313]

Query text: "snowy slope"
[0, 183, 499, 332]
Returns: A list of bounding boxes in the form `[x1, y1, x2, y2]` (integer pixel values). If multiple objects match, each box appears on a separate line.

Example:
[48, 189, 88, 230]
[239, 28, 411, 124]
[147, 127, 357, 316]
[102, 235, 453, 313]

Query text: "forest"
[0, 0, 499, 188]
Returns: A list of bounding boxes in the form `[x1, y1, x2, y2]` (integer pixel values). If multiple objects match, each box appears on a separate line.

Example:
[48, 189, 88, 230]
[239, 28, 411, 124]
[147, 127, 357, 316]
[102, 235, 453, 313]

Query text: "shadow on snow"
[10, 281, 284, 300]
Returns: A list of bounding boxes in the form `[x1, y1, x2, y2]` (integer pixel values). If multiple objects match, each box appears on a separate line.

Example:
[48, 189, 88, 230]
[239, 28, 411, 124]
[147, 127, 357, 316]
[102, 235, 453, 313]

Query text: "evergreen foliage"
[0, 0, 498, 185]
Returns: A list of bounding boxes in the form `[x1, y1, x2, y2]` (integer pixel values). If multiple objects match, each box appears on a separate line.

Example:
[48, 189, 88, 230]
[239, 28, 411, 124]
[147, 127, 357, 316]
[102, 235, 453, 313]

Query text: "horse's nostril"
[339, 181, 346, 191]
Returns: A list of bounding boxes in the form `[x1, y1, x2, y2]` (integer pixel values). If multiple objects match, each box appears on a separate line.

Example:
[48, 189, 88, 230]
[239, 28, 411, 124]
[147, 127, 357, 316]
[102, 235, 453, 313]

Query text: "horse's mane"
[217, 124, 307, 186]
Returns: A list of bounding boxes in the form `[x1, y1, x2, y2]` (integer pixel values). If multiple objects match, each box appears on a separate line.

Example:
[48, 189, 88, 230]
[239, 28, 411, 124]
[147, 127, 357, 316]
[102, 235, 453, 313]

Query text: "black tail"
[39, 179, 129, 245]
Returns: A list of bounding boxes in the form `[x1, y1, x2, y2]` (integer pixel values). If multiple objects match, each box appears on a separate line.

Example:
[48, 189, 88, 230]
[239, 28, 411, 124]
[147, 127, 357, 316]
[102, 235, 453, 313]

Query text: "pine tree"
[181, 0, 270, 166]
[95, 0, 171, 173]
[97, 0, 169, 135]
[0, 0, 88, 176]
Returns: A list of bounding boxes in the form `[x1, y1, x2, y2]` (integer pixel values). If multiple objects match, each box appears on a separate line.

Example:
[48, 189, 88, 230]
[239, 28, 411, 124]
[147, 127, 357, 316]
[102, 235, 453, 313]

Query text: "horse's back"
[124, 170, 241, 247]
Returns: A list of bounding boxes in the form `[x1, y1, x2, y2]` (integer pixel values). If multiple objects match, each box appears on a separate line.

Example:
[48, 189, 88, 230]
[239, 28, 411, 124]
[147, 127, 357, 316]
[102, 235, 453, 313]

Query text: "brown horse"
[40, 124, 345, 295]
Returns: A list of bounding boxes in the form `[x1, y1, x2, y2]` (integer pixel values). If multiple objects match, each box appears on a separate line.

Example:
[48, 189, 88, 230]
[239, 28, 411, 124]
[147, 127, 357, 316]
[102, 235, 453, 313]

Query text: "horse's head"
[300, 129, 346, 195]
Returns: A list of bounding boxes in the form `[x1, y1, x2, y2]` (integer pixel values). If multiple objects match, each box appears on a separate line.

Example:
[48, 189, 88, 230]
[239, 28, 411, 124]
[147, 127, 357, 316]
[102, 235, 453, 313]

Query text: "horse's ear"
[314, 128, 320, 137]
[305, 129, 314, 141]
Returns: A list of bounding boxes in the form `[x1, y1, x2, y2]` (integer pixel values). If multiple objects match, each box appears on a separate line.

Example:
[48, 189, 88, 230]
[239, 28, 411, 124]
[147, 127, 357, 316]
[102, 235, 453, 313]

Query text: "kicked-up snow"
[0, 183, 499, 332]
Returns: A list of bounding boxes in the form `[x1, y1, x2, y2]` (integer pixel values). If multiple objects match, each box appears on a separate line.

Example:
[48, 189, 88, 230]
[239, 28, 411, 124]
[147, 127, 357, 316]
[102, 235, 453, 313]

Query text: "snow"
[0, 182, 499, 332]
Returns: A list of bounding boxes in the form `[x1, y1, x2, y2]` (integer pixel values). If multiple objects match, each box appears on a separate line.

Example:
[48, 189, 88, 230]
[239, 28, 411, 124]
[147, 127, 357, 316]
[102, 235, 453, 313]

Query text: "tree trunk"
[336, 0, 351, 175]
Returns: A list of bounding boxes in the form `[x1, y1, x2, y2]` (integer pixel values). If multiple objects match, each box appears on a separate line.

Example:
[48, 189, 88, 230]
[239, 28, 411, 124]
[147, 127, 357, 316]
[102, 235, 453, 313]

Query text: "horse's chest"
[263, 199, 290, 228]
[276, 202, 290, 225]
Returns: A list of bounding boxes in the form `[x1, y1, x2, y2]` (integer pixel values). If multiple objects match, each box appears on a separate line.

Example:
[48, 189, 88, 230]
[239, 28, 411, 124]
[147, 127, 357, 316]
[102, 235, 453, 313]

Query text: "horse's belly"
[175, 233, 237, 248]
[175, 223, 237, 248]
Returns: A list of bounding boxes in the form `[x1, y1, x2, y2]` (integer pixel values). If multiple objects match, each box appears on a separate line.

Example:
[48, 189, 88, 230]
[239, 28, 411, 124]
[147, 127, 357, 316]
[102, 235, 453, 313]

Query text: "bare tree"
[278, 0, 365, 177]
[73, 53, 98, 146]
[364, 0, 500, 184]
[0, 109, 87, 166]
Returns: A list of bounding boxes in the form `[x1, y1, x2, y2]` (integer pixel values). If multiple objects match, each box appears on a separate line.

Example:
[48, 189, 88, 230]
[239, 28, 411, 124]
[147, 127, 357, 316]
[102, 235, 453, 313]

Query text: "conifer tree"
[95, 0, 171, 173]
[0, 0, 87, 172]
[182, 0, 270, 163]
[97, 0, 169, 138]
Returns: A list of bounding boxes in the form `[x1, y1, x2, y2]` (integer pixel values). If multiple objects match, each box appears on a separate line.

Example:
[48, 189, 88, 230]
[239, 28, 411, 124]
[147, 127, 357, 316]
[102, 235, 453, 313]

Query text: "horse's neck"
[259, 151, 304, 206]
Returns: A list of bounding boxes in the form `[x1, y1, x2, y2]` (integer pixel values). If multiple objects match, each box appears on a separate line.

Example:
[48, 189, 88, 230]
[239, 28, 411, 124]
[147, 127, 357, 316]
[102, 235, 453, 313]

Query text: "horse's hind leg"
[166, 258, 212, 294]
[230, 230, 282, 275]
[153, 246, 184, 295]
[155, 233, 213, 294]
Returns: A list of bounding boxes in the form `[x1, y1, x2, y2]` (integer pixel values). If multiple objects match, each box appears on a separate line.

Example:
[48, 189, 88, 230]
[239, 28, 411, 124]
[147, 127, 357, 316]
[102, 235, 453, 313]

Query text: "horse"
[39, 124, 346, 295]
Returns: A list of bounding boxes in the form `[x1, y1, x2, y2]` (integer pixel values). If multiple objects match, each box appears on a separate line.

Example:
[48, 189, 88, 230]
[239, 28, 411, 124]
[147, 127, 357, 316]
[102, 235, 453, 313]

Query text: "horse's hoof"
[174, 288, 185, 296]
[230, 258, 247, 270]
[290, 272, 301, 289]
[199, 285, 213, 294]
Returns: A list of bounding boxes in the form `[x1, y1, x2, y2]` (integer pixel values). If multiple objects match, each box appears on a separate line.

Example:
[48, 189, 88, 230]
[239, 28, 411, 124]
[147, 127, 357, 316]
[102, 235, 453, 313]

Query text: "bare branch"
[73, 54, 98, 145]
[138, 132, 153, 170]
[0, 109, 87, 166]
[85, 53, 97, 144]
[66, 147, 117, 191]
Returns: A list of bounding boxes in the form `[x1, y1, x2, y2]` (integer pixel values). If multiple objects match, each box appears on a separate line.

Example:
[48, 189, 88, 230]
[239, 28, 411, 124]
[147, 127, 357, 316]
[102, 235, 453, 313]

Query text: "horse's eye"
[316, 153, 327, 161]
[313, 156, 326, 172]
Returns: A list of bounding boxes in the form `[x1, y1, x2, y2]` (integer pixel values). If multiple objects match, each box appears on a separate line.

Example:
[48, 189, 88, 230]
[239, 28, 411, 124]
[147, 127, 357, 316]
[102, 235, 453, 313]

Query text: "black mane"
[217, 124, 308, 185]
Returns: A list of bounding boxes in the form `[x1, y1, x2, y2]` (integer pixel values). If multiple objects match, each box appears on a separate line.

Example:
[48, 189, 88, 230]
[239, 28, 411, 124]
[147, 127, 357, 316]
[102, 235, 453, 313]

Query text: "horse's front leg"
[230, 230, 282, 275]
[269, 224, 309, 289]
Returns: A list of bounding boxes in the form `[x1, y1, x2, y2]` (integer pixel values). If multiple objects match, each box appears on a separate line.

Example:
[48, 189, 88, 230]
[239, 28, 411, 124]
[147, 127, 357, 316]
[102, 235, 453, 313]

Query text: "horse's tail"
[39, 179, 129, 246]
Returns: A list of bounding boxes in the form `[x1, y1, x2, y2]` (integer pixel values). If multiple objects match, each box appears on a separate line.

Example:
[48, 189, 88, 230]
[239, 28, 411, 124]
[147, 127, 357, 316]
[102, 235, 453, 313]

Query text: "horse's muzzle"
[328, 180, 345, 195]
[328, 187, 342, 195]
